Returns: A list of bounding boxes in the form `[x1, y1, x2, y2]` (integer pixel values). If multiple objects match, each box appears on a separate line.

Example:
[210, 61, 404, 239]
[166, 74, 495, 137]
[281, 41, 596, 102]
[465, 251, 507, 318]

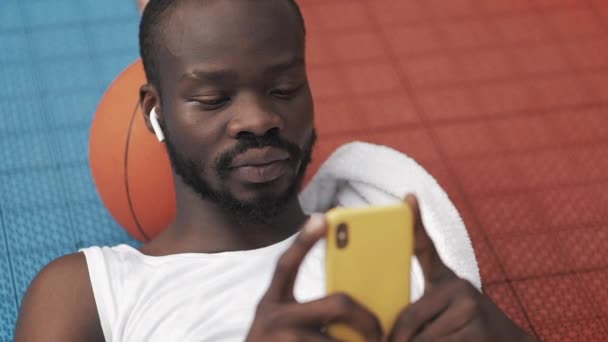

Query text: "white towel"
[299, 142, 482, 300]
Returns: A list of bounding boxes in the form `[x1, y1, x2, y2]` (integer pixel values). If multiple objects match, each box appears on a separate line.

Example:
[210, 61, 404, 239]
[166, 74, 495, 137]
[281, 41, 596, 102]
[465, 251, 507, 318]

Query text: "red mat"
[299, 0, 608, 340]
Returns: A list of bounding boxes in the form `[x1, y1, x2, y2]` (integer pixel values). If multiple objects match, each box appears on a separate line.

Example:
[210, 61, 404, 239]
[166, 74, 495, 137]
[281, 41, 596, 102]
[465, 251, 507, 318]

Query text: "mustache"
[214, 134, 303, 177]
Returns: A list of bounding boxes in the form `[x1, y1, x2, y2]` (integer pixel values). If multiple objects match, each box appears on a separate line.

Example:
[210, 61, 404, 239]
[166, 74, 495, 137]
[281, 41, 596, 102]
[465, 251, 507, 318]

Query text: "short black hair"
[139, 0, 306, 92]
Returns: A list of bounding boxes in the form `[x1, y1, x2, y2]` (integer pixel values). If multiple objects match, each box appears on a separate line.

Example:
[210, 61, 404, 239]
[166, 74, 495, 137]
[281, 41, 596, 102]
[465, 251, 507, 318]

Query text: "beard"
[164, 129, 316, 225]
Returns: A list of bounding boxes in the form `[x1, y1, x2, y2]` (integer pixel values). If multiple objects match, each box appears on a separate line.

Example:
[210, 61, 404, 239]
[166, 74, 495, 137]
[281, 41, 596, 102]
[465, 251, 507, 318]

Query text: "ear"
[139, 83, 162, 135]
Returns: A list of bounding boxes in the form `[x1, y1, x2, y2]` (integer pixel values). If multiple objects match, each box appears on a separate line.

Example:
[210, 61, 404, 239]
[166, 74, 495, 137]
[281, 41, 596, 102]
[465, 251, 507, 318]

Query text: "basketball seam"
[124, 101, 151, 242]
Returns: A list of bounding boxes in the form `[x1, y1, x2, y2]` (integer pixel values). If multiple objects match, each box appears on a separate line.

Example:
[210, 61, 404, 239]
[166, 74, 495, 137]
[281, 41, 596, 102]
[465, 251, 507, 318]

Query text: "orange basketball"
[90, 59, 176, 242]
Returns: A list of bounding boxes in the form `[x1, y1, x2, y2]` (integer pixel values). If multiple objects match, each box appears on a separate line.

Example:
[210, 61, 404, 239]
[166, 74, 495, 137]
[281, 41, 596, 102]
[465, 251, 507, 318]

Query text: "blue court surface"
[0, 1, 141, 339]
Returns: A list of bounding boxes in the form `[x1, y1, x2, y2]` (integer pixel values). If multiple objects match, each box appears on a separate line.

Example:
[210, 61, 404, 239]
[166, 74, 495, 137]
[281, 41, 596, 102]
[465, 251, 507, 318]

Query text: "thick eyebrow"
[179, 57, 305, 83]
[180, 69, 239, 83]
[263, 57, 305, 75]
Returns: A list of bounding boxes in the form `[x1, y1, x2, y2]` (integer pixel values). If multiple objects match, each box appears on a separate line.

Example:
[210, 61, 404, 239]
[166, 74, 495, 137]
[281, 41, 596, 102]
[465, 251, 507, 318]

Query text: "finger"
[430, 317, 483, 342]
[389, 281, 459, 342]
[285, 293, 383, 341]
[411, 295, 477, 341]
[404, 195, 454, 285]
[276, 330, 335, 342]
[263, 214, 327, 303]
[297, 332, 335, 342]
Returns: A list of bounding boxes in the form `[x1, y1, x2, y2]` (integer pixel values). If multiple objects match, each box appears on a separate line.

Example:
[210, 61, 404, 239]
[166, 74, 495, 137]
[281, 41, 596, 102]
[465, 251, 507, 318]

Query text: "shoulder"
[33, 252, 89, 283]
[14, 252, 104, 342]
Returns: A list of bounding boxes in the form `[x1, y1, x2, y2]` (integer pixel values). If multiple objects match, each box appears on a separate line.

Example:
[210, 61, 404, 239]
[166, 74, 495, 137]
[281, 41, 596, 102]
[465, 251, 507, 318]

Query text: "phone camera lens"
[337, 223, 348, 249]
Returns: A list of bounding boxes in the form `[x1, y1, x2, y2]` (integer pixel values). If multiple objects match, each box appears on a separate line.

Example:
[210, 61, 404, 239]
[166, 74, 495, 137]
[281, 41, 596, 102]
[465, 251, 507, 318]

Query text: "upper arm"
[14, 252, 105, 342]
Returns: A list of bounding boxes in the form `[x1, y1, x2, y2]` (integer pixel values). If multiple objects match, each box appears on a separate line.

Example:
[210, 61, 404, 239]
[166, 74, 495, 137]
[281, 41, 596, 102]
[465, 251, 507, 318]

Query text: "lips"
[229, 147, 292, 184]
[230, 147, 290, 168]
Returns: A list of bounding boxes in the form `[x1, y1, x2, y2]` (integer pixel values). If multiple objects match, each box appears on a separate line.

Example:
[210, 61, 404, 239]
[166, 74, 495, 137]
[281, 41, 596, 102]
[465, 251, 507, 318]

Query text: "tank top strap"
[80, 245, 134, 342]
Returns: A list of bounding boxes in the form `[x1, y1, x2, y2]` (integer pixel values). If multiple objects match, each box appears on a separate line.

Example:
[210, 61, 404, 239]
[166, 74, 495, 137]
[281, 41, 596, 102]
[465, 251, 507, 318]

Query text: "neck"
[143, 180, 308, 255]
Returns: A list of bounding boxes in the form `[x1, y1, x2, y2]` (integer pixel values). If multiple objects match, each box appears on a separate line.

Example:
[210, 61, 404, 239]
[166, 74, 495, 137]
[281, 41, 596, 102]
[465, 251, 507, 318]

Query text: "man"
[15, 1, 534, 341]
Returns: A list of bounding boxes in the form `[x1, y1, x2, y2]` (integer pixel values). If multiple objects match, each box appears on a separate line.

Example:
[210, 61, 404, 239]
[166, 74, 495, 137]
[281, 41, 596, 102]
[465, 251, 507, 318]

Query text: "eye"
[270, 84, 302, 99]
[190, 96, 230, 110]
[199, 98, 227, 105]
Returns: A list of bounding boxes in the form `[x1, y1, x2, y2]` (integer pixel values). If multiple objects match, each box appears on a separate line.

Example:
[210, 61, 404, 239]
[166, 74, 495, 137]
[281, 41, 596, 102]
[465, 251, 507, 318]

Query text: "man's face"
[156, 0, 315, 223]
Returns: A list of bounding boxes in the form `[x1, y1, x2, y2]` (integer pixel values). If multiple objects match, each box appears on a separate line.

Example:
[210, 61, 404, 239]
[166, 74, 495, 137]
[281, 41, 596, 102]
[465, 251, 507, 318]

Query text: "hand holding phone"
[325, 204, 414, 341]
[388, 196, 535, 342]
[246, 215, 383, 342]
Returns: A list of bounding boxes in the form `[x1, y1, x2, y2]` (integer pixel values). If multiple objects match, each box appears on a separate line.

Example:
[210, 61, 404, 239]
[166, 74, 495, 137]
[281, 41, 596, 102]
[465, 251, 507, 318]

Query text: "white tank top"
[80, 235, 326, 342]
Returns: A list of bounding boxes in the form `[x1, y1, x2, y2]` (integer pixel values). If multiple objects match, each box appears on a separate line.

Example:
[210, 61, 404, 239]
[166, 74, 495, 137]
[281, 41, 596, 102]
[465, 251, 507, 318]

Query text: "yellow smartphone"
[325, 204, 414, 341]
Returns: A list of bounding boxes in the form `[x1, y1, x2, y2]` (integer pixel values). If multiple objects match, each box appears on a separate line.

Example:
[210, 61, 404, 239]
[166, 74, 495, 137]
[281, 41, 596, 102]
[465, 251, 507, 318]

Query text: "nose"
[227, 92, 285, 138]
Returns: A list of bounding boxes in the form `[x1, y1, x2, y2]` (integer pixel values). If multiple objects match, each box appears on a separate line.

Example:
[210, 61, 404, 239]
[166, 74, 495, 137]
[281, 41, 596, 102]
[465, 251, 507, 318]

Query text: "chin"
[231, 173, 296, 203]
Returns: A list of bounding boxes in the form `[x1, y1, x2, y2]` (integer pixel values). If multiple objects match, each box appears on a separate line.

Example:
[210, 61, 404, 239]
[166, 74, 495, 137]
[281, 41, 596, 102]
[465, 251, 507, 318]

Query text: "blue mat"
[0, 0, 141, 339]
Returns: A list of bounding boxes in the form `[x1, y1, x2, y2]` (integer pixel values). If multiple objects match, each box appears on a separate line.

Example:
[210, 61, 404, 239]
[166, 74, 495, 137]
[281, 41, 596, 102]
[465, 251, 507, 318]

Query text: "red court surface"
[298, 0, 608, 340]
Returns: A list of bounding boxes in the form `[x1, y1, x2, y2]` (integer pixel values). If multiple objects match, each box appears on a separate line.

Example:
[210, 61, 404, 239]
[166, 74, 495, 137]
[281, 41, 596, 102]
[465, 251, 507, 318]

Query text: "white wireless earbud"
[150, 107, 165, 143]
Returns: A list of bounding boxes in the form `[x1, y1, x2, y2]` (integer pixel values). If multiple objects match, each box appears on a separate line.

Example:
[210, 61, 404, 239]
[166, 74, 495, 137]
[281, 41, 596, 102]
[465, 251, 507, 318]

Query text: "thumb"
[404, 195, 454, 287]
